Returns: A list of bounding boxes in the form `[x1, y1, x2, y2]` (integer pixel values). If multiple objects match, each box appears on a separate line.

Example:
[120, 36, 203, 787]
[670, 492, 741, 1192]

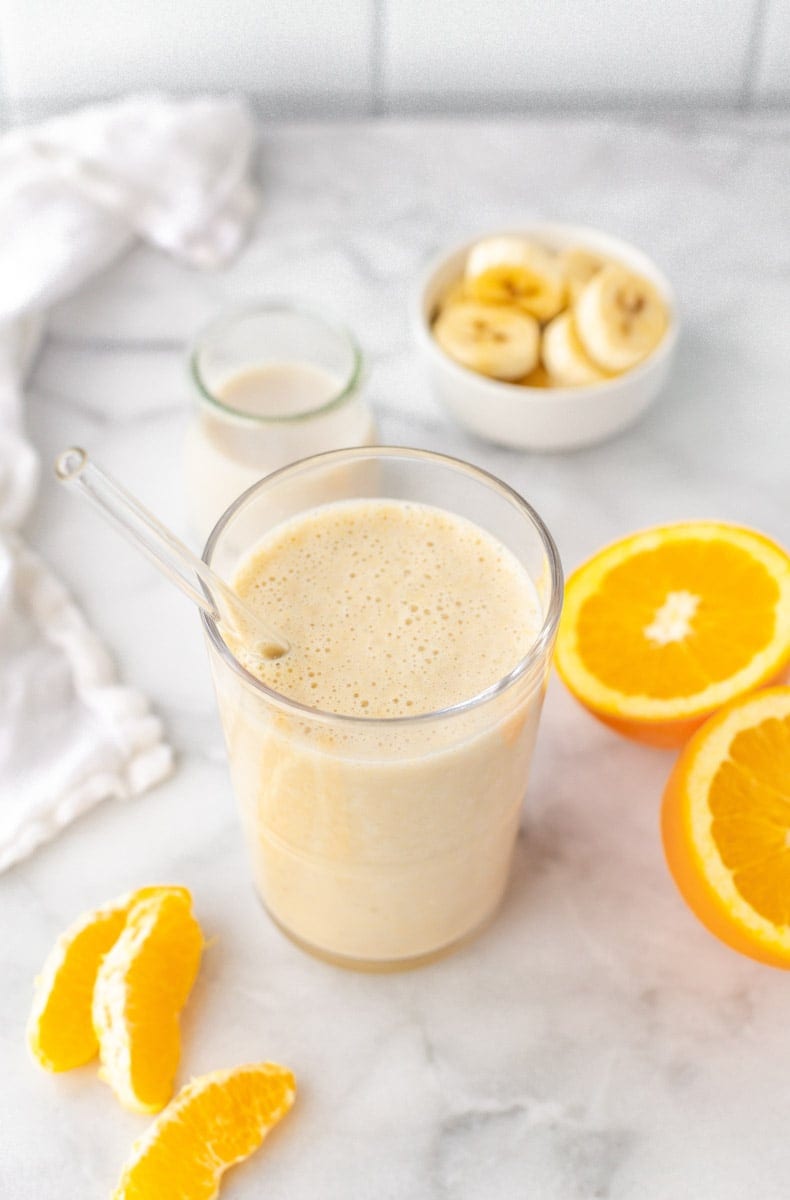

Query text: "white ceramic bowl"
[413, 223, 679, 452]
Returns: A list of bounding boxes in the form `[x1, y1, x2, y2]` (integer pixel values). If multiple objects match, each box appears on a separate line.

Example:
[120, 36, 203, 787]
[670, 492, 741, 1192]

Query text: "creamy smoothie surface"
[215, 496, 551, 966]
[233, 499, 542, 717]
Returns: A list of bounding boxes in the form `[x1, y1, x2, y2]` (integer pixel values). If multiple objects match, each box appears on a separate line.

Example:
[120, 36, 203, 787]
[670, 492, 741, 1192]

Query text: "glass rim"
[201, 446, 564, 727]
[189, 300, 364, 425]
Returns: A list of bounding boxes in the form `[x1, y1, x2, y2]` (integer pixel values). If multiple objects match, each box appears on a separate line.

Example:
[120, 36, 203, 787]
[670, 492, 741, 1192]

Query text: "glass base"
[261, 897, 502, 973]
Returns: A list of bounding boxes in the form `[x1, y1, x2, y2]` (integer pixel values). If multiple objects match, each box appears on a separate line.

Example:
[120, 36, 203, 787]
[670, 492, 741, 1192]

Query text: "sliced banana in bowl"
[465, 237, 566, 322]
[542, 311, 607, 387]
[433, 301, 539, 382]
[575, 264, 668, 373]
[414, 222, 678, 451]
[559, 246, 608, 303]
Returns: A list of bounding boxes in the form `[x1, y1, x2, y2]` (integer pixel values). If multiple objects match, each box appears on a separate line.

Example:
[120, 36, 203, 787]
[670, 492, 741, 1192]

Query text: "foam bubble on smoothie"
[233, 499, 542, 718]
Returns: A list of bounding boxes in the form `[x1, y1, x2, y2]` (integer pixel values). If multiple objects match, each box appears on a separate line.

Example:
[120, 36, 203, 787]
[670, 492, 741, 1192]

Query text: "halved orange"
[662, 687, 790, 967]
[112, 1063, 296, 1200]
[27, 886, 170, 1072]
[93, 888, 204, 1113]
[555, 522, 790, 746]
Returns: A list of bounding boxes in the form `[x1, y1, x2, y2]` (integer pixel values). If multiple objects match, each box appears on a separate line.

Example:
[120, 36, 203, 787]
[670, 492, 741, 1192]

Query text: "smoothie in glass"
[203, 448, 562, 969]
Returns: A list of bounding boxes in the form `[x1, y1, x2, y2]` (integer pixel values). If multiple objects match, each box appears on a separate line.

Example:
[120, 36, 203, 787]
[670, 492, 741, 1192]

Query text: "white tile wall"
[0, 0, 374, 117]
[381, 0, 758, 106]
[0, 0, 785, 116]
[753, 0, 790, 101]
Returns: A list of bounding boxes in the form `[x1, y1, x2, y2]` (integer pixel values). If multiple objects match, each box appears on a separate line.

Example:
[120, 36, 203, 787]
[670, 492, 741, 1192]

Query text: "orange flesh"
[661, 689, 790, 967]
[113, 1064, 296, 1200]
[709, 713, 790, 924]
[94, 890, 203, 1113]
[28, 907, 128, 1071]
[577, 540, 778, 699]
[127, 897, 203, 1110]
[27, 886, 170, 1073]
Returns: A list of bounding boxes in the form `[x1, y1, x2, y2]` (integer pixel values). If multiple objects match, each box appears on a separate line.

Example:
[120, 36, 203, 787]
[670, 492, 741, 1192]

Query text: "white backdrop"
[0, 0, 787, 120]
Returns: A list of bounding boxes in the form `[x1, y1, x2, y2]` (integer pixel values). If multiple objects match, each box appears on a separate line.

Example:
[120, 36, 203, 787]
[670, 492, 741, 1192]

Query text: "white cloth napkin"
[0, 94, 259, 872]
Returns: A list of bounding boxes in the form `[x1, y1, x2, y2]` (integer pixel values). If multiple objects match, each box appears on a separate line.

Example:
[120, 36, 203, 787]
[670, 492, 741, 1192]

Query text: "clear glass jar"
[185, 303, 376, 538]
[202, 447, 563, 970]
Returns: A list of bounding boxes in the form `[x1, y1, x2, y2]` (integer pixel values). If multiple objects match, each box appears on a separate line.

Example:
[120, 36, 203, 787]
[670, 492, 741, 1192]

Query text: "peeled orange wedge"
[662, 687, 790, 967]
[555, 522, 790, 747]
[93, 888, 204, 1113]
[27, 886, 167, 1072]
[112, 1063, 296, 1200]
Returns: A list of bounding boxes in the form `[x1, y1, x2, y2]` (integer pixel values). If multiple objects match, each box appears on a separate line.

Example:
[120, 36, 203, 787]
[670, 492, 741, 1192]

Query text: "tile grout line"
[369, 0, 385, 116]
[741, 0, 769, 109]
[346, 91, 787, 117]
[13, 91, 790, 124]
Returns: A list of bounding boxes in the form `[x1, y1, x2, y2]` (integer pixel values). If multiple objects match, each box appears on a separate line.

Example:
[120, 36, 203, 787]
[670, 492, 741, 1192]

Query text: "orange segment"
[662, 687, 790, 967]
[93, 889, 204, 1113]
[112, 1063, 296, 1200]
[555, 522, 790, 746]
[27, 886, 169, 1072]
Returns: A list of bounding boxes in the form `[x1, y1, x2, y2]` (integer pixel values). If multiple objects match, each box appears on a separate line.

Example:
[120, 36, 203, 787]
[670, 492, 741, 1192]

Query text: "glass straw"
[54, 447, 289, 663]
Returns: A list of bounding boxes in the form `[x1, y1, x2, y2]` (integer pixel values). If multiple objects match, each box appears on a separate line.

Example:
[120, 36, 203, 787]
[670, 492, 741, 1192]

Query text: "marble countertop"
[3, 115, 790, 1199]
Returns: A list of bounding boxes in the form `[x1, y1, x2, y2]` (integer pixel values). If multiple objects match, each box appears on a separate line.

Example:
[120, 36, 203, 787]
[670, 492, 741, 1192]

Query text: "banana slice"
[433, 301, 539, 382]
[466, 236, 533, 279]
[518, 363, 552, 389]
[575, 264, 668, 372]
[559, 246, 608, 302]
[542, 312, 607, 387]
[465, 237, 565, 322]
[437, 278, 469, 314]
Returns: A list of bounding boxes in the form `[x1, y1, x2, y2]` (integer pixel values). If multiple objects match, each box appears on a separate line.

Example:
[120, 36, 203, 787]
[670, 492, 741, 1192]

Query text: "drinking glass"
[185, 303, 375, 537]
[202, 447, 562, 969]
